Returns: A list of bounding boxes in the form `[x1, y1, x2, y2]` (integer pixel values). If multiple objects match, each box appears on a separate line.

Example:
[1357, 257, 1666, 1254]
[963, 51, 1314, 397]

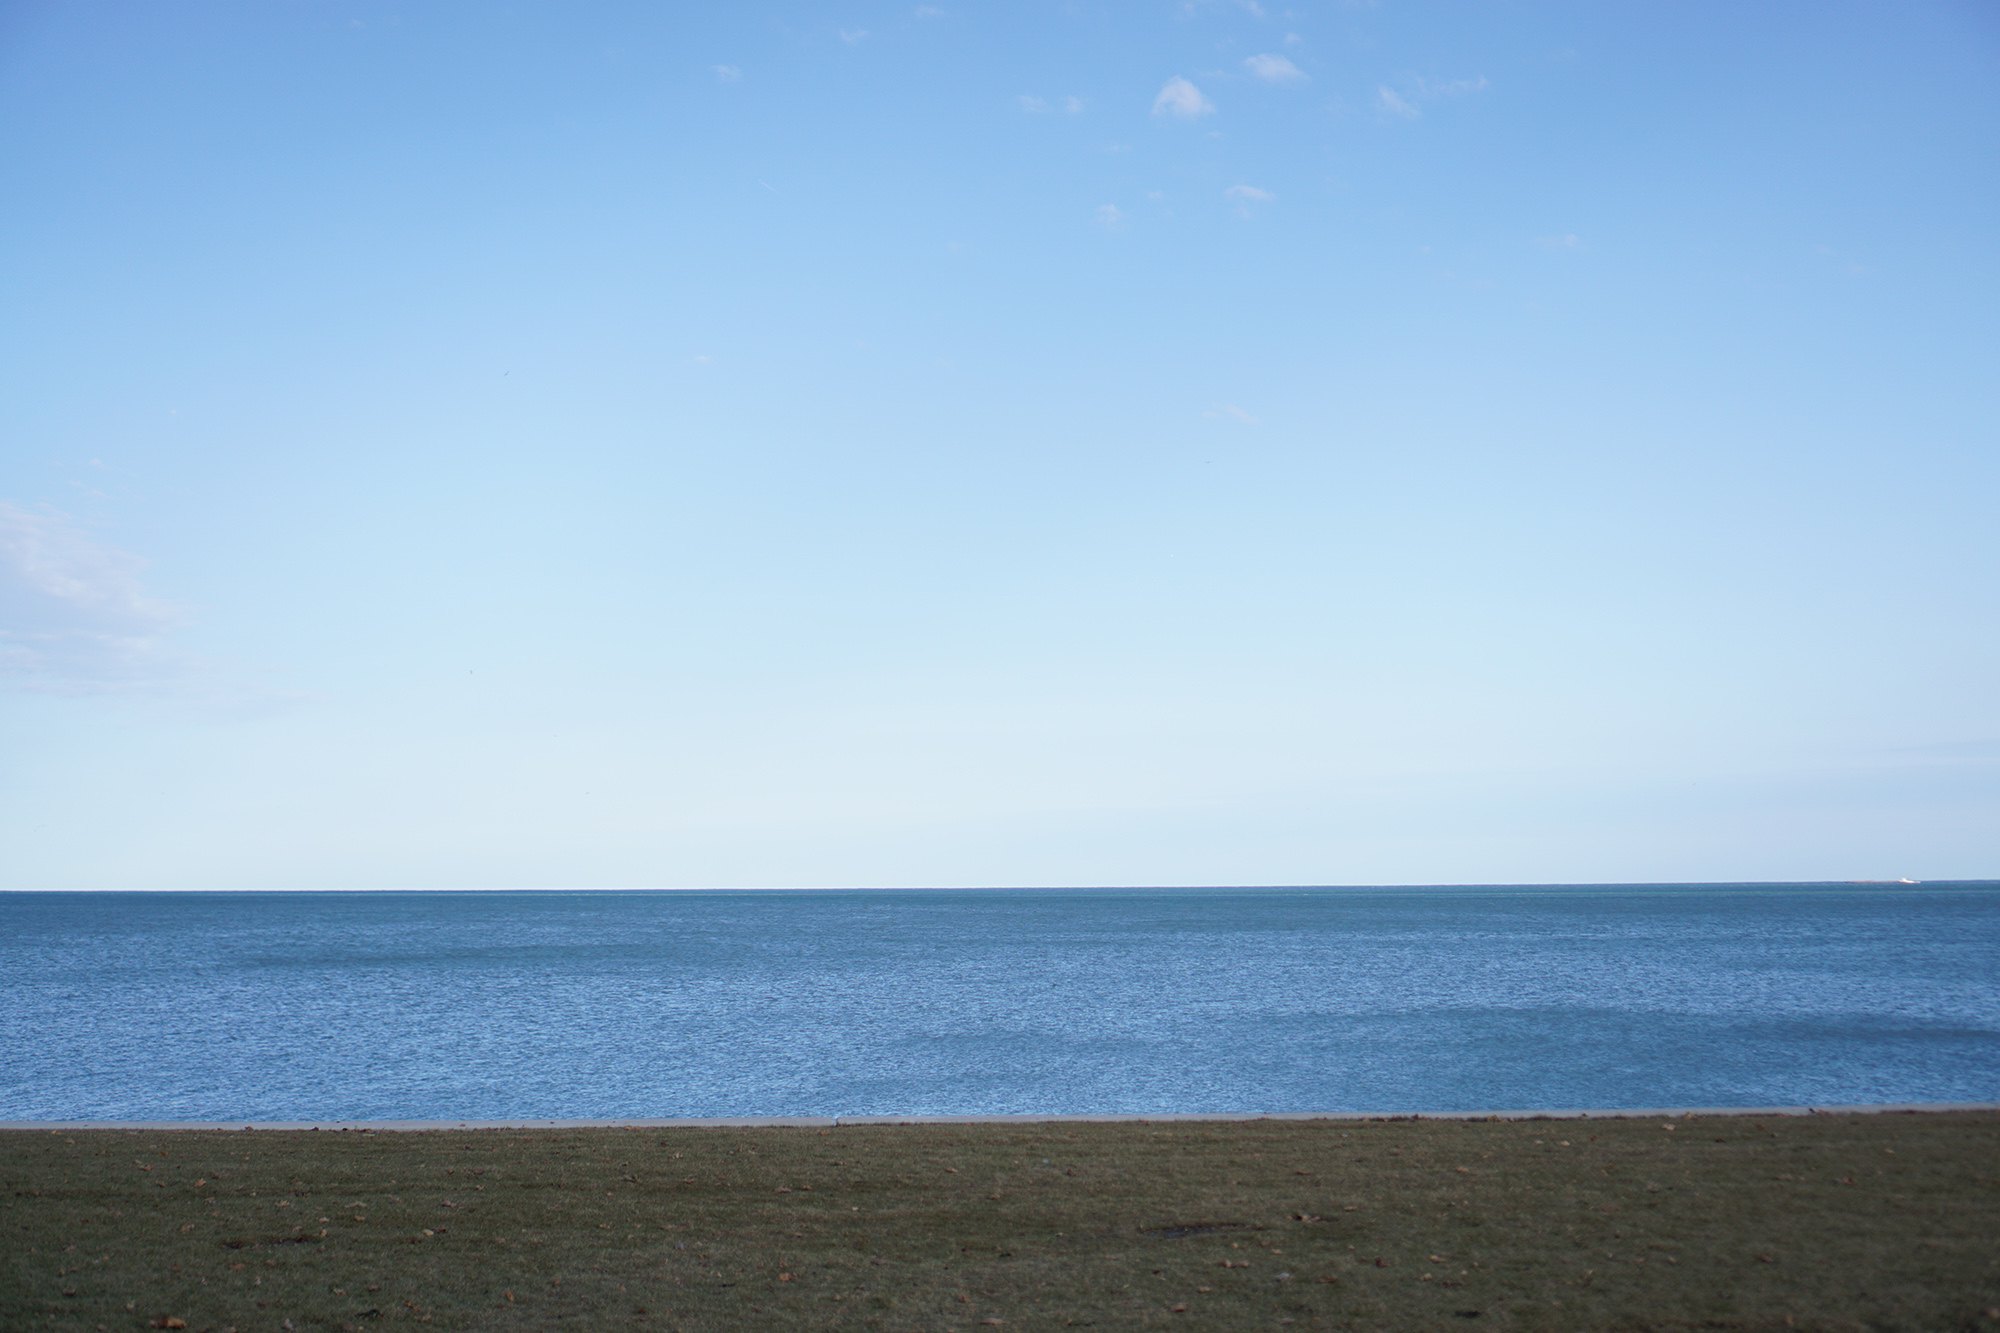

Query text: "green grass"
[4, 1112, 1998, 1332]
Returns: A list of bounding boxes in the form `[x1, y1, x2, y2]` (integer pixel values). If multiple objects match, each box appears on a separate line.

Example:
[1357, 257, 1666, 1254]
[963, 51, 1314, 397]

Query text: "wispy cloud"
[1376, 86, 1419, 118]
[1226, 184, 1275, 201]
[1178, 0, 1268, 15]
[1205, 404, 1261, 424]
[712, 65, 742, 83]
[1152, 76, 1214, 119]
[914, 5, 944, 16]
[1419, 75, 1489, 98]
[1378, 74, 1489, 119]
[1062, 95, 1085, 114]
[1095, 204, 1125, 232]
[1019, 94, 1049, 113]
[0, 502, 185, 695]
[1535, 233, 1581, 250]
[1244, 53, 1307, 83]
[839, 28, 868, 44]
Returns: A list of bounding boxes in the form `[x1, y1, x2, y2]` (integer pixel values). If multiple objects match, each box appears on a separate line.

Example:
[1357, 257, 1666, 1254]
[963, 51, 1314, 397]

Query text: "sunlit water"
[2, 885, 1994, 1121]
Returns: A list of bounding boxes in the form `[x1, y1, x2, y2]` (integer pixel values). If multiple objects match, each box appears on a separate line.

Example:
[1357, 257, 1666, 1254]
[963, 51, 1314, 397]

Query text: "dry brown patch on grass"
[2, 1112, 1997, 1331]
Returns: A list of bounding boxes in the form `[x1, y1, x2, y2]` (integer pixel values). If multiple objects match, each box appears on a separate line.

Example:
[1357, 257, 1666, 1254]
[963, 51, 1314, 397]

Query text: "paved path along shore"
[6, 1101, 1994, 1132]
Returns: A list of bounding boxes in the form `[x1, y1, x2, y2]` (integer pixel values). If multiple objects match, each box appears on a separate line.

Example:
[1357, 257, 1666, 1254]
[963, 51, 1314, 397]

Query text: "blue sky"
[2, 0, 1996, 888]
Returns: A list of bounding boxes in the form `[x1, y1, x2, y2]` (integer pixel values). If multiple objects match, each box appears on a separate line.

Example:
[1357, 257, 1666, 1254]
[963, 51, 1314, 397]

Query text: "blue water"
[1, 885, 1995, 1121]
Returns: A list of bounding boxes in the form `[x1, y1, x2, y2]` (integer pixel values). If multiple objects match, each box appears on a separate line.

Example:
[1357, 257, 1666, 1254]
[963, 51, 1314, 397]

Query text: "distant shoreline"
[7, 1101, 1995, 1132]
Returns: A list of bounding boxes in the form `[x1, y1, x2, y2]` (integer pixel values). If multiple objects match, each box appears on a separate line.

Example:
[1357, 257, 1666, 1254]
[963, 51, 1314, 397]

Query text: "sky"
[2, 0, 1996, 889]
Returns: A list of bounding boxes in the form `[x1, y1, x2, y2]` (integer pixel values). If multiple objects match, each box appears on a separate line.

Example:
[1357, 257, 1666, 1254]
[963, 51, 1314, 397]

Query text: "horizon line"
[2, 879, 1991, 894]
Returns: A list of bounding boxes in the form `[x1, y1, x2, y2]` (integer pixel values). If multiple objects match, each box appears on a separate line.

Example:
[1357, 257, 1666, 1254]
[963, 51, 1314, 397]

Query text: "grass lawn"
[4, 1111, 1997, 1332]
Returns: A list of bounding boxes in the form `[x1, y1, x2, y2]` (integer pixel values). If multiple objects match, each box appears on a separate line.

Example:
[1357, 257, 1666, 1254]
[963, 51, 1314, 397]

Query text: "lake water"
[1, 885, 1995, 1121]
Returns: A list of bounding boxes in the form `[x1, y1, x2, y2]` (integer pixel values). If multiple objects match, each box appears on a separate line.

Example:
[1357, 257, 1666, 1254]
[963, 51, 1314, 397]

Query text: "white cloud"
[1419, 75, 1489, 98]
[1094, 204, 1125, 231]
[1244, 53, 1307, 83]
[1374, 75, 1486, 121]
[1376, 86, 1419, 118]
[839, 28, 868, 44]
[1019, 97, 1082, 117]
[914, 5, 944, 16]
[1283, 31, 1303, 47]
[712, 65, 741, 82]
[0, 502, 185, 694]
[1152, 76, 1214, 119]
[1535, 233, 1581, 250]
[1226, 184, 1275, 201]
[1205, 404, 1261, 424]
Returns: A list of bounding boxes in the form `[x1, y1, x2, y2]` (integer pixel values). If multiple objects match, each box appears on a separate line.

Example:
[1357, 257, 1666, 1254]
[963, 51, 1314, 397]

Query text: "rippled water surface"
[2, 885, 1995, 1120]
